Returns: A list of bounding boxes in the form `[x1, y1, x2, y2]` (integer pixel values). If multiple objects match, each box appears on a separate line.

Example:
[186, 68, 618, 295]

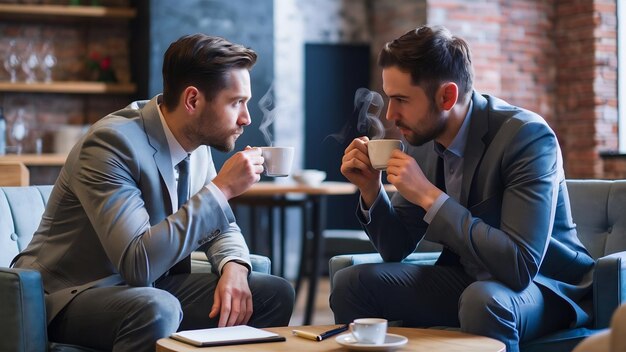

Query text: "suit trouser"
[48, 272, 295, 352]
[330, 263, 572, 352]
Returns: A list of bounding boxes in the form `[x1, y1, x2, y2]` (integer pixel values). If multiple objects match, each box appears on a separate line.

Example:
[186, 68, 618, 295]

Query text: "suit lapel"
[141, 96, 176, 213]
[460, 93, 489, 206]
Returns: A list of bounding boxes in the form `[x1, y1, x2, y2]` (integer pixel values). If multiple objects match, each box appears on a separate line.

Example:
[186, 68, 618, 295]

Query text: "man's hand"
[340, 137, 382, 207]
[209, 261, 253, 327]
[386, 150, 442, 211]
[213, 147, 263, 199]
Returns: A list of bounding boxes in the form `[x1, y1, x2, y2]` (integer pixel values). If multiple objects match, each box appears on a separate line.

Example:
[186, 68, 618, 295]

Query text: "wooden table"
[231, 181, 357, 325]
[156, 325, 506, 351]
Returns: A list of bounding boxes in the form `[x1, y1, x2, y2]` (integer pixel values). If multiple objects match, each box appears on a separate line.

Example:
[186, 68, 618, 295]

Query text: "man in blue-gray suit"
[332, 25, 594, 352]
[13, 34, 294, 351]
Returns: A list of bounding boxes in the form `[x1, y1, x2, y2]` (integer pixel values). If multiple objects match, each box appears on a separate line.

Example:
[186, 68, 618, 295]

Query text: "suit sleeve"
[73, 127, 238, 286]
[358, 187, 430, 262]
[425, 121, 559, 291]
[200, 149, 251, 274]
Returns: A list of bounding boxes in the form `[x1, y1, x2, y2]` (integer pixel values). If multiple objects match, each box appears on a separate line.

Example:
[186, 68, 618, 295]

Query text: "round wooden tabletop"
[156, 325, 506, 352]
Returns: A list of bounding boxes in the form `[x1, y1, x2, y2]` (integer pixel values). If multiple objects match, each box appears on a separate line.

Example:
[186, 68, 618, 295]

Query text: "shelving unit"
[0, 4, 136, 19]
[0, 1, 143, 169]
[0, 153, 67, 166]
[0, 81, 136, 94]
[0, 3, 138, 95]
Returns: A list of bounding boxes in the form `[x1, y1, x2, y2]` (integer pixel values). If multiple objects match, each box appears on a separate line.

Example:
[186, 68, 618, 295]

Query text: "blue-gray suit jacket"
[14, 96, 251, 323]
[362, 92, 595, 327]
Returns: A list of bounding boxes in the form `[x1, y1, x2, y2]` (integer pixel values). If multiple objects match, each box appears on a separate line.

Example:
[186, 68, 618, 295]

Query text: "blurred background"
[1, 0, 624, 323]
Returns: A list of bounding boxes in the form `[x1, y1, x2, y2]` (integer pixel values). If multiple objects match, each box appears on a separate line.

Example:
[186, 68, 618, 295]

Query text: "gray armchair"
[0, 185, 271, 352]
[329, 179, 626, 352]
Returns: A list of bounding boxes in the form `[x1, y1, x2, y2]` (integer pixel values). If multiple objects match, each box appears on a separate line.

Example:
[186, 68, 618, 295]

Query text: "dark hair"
[162, 34, 257, 110]
[378, 25, 473, 102]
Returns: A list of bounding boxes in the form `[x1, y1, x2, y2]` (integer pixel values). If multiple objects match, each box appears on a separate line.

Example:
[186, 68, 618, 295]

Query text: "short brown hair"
[378, 25, 474, 102]
[162, 34, 257, 110]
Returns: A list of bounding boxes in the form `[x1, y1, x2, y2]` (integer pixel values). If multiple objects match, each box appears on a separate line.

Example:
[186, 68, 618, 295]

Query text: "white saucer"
[335, 333, 408, 351]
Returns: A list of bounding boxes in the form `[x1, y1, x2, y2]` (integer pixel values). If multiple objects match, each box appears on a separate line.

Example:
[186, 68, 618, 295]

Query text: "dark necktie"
[433, 156, 461, 267]
[169, 154, 191, 275]
[177, 155, 190, 209]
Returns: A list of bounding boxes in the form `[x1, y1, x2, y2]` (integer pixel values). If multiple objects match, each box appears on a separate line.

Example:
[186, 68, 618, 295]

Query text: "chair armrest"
[190, 252, 271, 275]
[328, 252, 441, 291]
[0, 267, 48, 352]
[593, 251, 626, 329]
[249, 254, 271, 274]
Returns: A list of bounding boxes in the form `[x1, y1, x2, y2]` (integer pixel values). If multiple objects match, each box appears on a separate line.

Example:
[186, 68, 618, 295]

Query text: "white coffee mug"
[350, 318, 387, 345]
[367, 139, 404, 170]
[260, 146, 294, 177]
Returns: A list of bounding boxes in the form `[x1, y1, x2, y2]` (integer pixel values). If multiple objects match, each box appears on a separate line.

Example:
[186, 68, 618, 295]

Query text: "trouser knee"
[459, 281, 517, 351]
[249, 273, 295, 326]
[129, 288, 182, 338]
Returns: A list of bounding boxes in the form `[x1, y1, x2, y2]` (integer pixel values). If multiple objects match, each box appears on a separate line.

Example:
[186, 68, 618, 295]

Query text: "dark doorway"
[304, 44, 370, 230]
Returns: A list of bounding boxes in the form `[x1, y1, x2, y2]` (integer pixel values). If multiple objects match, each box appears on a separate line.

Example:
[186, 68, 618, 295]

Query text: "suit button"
[10, 233, 17, 241]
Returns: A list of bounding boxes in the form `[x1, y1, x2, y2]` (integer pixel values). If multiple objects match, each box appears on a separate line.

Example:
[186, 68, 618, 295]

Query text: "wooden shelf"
[0, 153, 67, 166]
[0, 4, 136, 19]
[0, 81, 136, 94]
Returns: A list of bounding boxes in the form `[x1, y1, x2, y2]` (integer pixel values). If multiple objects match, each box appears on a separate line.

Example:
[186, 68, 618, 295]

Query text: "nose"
[385, 103, 396, 122]
[238, 104, 251, 126]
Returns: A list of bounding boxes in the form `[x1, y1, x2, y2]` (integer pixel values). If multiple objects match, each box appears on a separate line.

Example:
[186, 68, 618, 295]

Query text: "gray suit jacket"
[13, 96, 251, 323]
[362, 92, 595, 327]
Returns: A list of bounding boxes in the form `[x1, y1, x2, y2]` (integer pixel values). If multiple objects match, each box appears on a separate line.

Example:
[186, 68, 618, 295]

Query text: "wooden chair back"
[0, 161, 29, 186]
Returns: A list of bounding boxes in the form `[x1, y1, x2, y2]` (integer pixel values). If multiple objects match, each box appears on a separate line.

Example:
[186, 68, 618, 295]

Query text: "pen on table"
[292, 324, 349, 341]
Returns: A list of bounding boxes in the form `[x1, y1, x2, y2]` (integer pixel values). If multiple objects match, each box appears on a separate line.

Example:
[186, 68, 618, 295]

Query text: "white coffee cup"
[260, 146, 294, 177]
[367, 139, 404, 170]
[350, 318, 387, 345]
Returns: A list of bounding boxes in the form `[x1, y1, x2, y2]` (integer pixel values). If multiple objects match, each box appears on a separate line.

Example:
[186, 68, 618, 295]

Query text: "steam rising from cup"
[354, 88, 385, 140]
[326, 88, 386, 146]
[258, 83, 276, 146]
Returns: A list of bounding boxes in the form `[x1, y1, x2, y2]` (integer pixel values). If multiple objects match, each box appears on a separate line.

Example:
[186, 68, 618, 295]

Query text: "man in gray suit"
[332, 25, 594, 352]
[13, 34, 294, 351]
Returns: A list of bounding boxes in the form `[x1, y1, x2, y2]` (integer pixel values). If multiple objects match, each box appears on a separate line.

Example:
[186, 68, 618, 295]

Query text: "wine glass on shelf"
[11, 109, 28, 154]
[21, 43, 40, 83]
[40, 41, 57, 83]
[3, 40, 21, 83]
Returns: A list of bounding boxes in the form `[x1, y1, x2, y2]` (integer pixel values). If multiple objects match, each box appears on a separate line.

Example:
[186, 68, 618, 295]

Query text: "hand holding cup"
[367, 139, 405, 171]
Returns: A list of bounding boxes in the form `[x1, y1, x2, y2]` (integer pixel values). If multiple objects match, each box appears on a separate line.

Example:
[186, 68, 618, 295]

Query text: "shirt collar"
[156, 95, 188, 167]
[434, 99, 473, 157]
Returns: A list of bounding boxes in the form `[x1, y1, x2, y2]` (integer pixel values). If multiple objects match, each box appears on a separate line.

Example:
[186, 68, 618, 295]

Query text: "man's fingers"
[209, 291, 221, 320]
[344, 137, 369, 154]
[227, 298, 240, 326]
[234, 298, 247, 326]
[218, 293, 232, 327]
[243, 296, 253, 324]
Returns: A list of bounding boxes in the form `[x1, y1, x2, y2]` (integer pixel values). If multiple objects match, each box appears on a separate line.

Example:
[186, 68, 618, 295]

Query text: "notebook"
[170, 325, 285, 347]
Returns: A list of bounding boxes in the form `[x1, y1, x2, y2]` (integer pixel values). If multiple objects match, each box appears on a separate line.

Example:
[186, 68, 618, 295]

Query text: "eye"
[394, 97, 406, 104]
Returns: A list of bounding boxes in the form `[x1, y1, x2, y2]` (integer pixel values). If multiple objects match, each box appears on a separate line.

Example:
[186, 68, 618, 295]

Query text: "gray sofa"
[0, 185, 271, 352]
[329, 179, 626, 352]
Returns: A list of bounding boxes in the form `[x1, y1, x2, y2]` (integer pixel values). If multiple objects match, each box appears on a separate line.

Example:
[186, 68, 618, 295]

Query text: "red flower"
[99, 56, 111, 71]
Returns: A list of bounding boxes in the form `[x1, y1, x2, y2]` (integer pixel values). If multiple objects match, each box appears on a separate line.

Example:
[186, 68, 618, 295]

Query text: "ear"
[437, 82, 458, 112]
[181, 86, 201, 114]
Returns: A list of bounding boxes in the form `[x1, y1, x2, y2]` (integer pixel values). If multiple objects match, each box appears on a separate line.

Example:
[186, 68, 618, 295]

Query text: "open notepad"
[171, 325, 286, 347]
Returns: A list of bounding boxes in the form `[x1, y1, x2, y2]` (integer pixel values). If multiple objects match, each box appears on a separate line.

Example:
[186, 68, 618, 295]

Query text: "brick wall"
[369, 0, 427, 139]
[428, 0, 621, 179]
